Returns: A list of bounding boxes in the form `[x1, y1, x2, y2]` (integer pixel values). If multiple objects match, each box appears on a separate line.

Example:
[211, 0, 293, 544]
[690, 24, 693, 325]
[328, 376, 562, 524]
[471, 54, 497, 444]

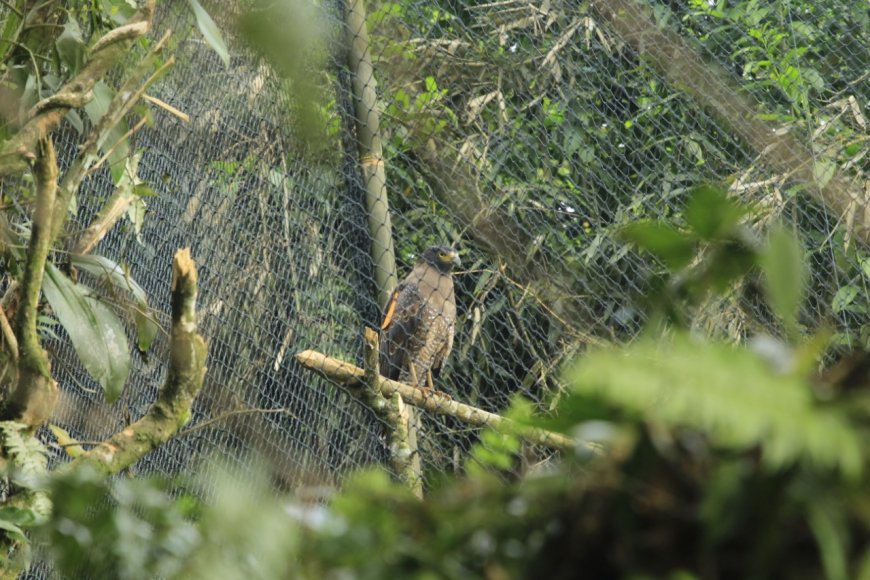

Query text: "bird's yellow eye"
[438, 250, 457, 263]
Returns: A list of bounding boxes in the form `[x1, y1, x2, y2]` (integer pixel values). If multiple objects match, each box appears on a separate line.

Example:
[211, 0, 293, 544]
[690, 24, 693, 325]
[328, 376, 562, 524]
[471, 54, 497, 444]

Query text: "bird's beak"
[450, 251, 461, 268]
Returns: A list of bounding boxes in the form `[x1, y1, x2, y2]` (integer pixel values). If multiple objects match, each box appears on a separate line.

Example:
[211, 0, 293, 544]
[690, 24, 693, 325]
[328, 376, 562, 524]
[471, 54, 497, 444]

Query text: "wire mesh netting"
[23, 0, 870, 503]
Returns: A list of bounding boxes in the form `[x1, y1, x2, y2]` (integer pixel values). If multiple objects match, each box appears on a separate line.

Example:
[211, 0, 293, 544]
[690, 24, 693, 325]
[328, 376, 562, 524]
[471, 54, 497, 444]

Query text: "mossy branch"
[0, 1, 156, 178]
[296, 339, 586, 453]
[65, 249, 207, 476]
[2, 138, 59, 427]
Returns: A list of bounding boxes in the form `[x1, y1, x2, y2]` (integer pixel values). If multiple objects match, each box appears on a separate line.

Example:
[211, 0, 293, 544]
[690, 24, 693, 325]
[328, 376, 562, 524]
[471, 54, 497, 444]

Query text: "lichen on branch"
[67, 249, 208, 476]
[2, 137, 59, 427]
[0, 0, 156, 178]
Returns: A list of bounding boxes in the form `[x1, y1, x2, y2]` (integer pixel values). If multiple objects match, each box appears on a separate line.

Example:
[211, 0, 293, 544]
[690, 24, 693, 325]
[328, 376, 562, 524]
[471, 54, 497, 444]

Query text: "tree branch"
[70, 184, 138, 256]
[295, 343, 588, 453]
[54, 32, 174, 243]
[2, 137, 58, 426]
[0, 304, 17, 363]
[362, 328, 423, 497]
[0, 0, 156, 177]
[66, 249, 207, 475]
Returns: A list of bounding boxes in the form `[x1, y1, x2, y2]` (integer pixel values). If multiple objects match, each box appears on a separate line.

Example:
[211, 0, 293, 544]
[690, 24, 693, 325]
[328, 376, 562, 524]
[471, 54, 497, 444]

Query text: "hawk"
[379, 246, 460, 390]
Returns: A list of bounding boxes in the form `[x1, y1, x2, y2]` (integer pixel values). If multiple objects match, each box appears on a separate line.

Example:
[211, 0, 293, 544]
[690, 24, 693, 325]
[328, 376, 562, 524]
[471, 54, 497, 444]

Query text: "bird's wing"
[381, 286, 401, 331]
[379, 279, 425, 380]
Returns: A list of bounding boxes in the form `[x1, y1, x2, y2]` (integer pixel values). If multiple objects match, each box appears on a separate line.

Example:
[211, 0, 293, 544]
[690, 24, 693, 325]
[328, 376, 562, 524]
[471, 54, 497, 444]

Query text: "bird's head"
[420, 246, 461, 273]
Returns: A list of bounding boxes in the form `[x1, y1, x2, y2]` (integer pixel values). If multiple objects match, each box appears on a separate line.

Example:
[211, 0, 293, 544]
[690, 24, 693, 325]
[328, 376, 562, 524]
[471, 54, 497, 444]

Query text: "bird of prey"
[379, 246, 460, 391]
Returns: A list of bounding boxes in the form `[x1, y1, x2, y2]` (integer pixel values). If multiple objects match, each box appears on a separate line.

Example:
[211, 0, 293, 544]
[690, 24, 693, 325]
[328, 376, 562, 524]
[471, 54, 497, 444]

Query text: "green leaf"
[188, 0, 230, 68]
[49, 424, 85, 459]
[20, 73, 37, 114]
[808, 504, 849, 580]
[621, 221, 697, 269]
[684, 137, 704, 165]
[469, 397, 529, 473]
[684, 184, 746, 240]
[800, 67, 825, 92]
[813, 159, 836, 189]
[126, 197, 147, 242]
[760, 226, 807, 331]
[65, 109, 84, 133]
[133, 184, 158, 198]
[99, 0, 138, 24]
[832, 285, 859, 314]
[42, 263, 130, 402]
[0, 421, 47, 479]
[55, 18, 85, 74]
[0, 518, 27, 543]
[71, 255, 147, 304]
[0, 506, 37, 528]
[704, 243, 756, 291]
[83, 82, 129, 184]
[70, 254, 159, 352]
[565, 334, 862, 480]
[0, 5, 21, 55]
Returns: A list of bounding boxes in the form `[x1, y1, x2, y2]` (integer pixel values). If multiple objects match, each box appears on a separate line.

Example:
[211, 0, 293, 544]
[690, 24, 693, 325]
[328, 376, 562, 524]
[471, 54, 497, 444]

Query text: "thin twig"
[497, 269, 606, 346]
[541, 17, 582, 71]
[86, 115, 149, 177]
[57, 441, 105, 448]
[177, 407, 298, 439]
[142, 94, 190, 123]
[52, 48, 175, 241]
[0, 304, 18, 361]
[0, 0, 23, 17]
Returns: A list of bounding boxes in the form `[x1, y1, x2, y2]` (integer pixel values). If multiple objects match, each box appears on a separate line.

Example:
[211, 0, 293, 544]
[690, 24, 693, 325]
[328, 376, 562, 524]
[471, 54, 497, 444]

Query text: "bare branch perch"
[66, 249, 207, 475]
[295, 346, 586, 452]
[362, 328, 423, 498]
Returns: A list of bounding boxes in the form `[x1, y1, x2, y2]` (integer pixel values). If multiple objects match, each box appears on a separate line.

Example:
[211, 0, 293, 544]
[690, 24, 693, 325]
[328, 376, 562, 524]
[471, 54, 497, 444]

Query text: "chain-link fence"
[41, 0, 868, 500]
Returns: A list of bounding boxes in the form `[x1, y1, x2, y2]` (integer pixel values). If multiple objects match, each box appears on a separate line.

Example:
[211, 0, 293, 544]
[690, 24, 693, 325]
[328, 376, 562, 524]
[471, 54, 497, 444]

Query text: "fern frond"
[0, 421, 48, 481]
[0, 421, 52, 524]
[0, 422, 31, 467]
[567, 334, 863, 480]
[28, 491, 52, 524]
